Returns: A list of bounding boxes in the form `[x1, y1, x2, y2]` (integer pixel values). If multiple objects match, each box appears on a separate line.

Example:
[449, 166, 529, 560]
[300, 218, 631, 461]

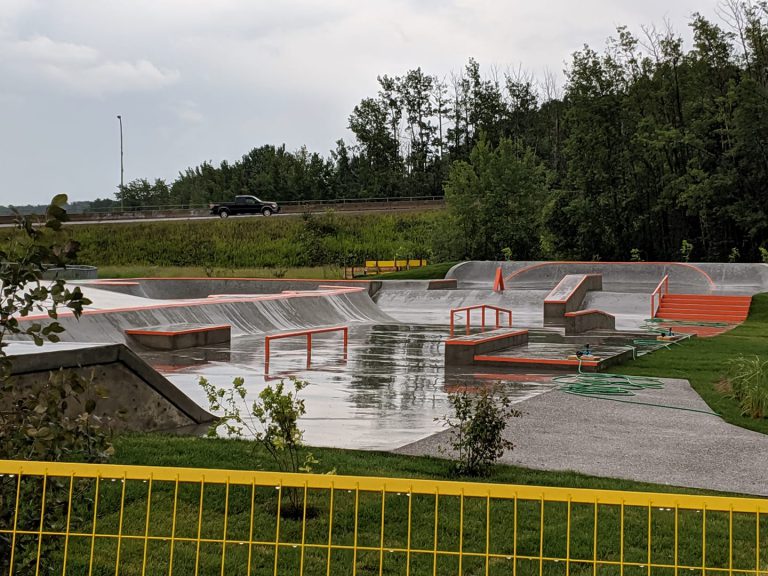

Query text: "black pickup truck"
[209, 195, 281, 218]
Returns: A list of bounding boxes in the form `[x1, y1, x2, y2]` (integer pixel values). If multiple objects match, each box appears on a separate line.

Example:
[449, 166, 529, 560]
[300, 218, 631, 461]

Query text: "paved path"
[397, 378, 768, 497]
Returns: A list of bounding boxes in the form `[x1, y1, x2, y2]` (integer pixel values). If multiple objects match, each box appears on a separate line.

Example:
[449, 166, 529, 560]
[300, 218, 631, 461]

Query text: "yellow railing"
[1, 459, 766, 575]
[364, 259, 427, 269]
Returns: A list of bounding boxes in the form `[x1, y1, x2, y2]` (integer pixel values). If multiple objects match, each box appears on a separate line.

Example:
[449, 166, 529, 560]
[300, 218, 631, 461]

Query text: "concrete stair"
[656, 294, 751, 323]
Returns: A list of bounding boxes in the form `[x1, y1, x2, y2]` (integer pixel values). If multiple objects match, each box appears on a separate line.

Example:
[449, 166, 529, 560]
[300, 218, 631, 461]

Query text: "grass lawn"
[112, 434, 717, 495]
[618, 292, 768, 435]
[17, 434, 757, 575]
[360, 261, 458, 280]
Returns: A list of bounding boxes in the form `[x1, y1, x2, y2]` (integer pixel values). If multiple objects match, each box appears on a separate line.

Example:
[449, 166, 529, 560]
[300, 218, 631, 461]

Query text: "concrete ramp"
[375, 288, 549, 327]
[14, 288, 396, 344]
[83, 278, 381, 299]
[448, 261, 768, 295]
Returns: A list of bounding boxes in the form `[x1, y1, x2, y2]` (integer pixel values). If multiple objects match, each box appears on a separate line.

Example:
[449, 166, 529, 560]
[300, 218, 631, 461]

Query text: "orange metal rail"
[265, 326, 348, 372]
[650, 274, 670, 318]
[449, 305, 512, 336]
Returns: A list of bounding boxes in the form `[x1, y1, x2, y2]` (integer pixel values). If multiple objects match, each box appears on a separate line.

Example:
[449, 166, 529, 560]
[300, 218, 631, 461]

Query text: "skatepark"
[7, 261, 768, 494]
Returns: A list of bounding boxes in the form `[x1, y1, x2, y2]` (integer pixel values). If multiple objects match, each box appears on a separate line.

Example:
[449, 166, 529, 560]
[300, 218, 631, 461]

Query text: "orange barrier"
[265, 326, 348, 373]
[492, 266, 505, 292]
[449, 305, 512, 336]
[650, 274, 669, 318]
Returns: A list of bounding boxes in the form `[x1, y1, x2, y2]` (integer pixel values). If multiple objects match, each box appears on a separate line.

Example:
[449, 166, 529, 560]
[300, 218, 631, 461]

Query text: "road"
[0, 203, 444, 228]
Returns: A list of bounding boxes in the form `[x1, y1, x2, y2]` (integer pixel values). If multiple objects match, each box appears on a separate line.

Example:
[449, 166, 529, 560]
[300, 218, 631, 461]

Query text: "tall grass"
[727, 355, 768, 418]
[63, 211, 444, 269]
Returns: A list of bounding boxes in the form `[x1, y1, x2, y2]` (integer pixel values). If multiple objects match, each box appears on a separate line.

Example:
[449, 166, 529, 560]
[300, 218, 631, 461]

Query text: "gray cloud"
[0, 0, 716, 205]
[0, 35, 179, 96]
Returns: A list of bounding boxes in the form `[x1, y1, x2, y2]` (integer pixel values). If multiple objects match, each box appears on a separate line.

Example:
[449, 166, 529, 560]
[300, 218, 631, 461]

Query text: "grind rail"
[651, 275, 670, 318]
[264, 326, 348, 373]
[450, 305, 513, 336]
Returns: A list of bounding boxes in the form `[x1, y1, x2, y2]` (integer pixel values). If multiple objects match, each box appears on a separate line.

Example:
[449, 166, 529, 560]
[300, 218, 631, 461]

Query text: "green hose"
[644, 318, 729, 328]
[553, 371, 664, 396]
[553, 360, 719, 416]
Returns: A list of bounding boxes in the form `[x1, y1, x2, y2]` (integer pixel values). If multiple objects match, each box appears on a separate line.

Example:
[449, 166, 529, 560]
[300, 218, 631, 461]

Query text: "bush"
[0, 196, 111, 575]
[437, 387, 521, 476]
[727, 355, 768, 419]
[199, 376, 324, 515]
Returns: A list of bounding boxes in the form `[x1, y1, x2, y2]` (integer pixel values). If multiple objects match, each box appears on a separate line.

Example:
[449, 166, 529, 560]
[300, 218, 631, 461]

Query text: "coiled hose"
[553, 360, 718, 416]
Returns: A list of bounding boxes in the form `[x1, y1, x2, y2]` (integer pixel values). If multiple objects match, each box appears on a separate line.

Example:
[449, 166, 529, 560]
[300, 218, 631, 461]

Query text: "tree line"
[93, 3, 766, 262]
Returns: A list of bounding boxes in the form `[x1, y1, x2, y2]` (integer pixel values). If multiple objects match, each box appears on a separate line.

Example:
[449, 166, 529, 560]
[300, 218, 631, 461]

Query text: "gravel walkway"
[396, 378, 768, 496]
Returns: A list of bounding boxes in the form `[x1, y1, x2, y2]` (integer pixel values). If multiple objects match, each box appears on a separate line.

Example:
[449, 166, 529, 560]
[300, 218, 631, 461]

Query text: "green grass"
[26, 210, 444, 269]
[12, 434, 758, 575]
[618, 292, 768, 435]
[110, 434, 717, 494]
[360, 261, 458, 280]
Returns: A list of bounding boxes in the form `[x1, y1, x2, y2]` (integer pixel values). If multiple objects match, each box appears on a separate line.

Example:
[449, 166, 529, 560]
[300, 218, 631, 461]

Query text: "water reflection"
[144, 324, 554, 450]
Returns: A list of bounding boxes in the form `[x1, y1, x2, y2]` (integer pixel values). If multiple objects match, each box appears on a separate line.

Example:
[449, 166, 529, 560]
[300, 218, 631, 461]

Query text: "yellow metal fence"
[1, 459, 766, 575]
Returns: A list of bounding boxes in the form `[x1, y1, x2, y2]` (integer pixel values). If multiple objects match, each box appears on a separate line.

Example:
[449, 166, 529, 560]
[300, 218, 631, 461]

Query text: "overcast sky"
[1, 0, 721, 206]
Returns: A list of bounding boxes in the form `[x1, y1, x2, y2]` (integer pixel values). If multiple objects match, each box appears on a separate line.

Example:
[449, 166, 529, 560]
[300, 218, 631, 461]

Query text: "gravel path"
[396, 378, 768, 496]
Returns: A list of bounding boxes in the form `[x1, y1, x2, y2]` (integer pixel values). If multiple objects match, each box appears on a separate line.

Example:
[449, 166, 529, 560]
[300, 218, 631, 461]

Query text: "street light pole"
[117, 115, 124, 211]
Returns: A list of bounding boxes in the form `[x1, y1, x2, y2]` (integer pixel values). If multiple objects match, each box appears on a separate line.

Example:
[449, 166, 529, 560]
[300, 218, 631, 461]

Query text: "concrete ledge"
[544, 274, 603, 324]
[427, 279, 458, 290]
[445, 328, 529, 365]
[564, 309, 616, 335]
[7, 343, 215, 431]
[126, 323, 231, 350]
[474, 347, 634, 372]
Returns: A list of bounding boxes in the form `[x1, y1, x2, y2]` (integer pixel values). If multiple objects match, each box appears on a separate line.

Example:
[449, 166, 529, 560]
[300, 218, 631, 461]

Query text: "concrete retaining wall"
[374, 279, 458, 292]
[6, 344, 214, 433]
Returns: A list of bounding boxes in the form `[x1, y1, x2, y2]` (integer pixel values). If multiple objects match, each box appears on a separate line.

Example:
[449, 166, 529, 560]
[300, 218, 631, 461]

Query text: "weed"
[727, 355, 768, 418]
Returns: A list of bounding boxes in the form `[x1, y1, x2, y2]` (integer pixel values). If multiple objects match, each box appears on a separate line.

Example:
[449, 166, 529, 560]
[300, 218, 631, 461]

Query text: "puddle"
[141, 324, 554, 450]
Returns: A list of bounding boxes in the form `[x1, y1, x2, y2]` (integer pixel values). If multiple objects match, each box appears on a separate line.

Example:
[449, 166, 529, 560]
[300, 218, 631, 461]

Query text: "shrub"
[0, 196, 111, 575]
[727, 355, 768, 419]
[680, 239, 694, 262]
[437, 386, 521, 476]
[199, 376, 323, 515]
[0, 195, 91, 375]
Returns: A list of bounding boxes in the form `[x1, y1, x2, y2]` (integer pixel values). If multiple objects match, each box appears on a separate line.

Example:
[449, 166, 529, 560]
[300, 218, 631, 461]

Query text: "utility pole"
[117, 115, 124, 211]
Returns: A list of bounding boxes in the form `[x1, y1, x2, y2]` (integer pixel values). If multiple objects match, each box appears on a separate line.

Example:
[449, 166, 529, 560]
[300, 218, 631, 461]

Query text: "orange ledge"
[564, 309, 610, 317]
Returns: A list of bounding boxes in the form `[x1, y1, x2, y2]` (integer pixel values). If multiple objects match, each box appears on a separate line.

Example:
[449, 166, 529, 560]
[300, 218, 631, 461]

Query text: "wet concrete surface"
[143, 324, 556, 450]
[33, 263, 768, 493]
[397, 379, 768, 497]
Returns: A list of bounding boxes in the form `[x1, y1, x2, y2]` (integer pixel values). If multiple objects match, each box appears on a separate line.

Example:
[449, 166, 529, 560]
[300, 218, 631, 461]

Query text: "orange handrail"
[650, 274, 670, 318]
[265, 326, 348, 373]
[449, 305, 512, 336]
